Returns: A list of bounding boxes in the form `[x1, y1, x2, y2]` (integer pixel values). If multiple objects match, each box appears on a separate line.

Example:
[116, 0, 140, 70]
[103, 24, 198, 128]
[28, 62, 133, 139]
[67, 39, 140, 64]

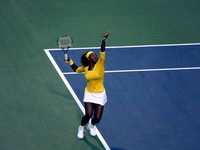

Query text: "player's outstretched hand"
[64, 58, 74, 66]
[102, 32, 110, 40]
[64, 57, 70, 62]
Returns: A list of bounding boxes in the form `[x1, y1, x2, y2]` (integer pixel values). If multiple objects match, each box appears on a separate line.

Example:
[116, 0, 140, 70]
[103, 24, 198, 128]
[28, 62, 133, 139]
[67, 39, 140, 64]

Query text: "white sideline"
[44, 49, 111, 150]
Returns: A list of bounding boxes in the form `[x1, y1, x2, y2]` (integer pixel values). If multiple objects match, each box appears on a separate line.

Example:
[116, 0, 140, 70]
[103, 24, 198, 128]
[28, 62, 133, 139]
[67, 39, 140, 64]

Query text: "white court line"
[45, 42, 200, 51]
[63, 67, 200, 75]
[44, 49, 111, 150]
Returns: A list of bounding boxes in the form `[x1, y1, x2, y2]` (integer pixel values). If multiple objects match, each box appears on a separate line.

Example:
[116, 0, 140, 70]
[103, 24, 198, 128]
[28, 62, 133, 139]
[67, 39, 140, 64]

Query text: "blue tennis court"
[45, 43, 200, 150]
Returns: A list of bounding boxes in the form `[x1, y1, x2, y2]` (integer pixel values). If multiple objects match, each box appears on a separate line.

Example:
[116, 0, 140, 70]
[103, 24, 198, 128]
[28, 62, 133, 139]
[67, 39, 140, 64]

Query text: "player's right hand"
[64, 57, 70, 62]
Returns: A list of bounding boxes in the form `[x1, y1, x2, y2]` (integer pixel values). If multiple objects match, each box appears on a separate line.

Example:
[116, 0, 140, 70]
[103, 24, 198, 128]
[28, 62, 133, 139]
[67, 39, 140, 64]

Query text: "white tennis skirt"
[83, 90, 107, 106]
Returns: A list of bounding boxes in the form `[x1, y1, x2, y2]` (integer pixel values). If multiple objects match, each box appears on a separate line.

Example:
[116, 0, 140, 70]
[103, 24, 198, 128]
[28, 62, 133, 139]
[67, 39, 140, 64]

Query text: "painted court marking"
[44, 43, 200, 150]
[44, 49, 110, 150]
[63, 67, 200, 75]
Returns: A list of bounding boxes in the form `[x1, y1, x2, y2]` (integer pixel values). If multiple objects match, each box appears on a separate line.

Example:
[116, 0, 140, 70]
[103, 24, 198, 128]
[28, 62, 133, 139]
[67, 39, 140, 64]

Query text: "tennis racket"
[57, 35, 73, 59]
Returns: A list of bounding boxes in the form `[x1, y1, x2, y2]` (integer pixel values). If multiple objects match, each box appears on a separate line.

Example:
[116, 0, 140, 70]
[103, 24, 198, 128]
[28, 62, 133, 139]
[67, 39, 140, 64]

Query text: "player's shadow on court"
[83, 135, 102, 150]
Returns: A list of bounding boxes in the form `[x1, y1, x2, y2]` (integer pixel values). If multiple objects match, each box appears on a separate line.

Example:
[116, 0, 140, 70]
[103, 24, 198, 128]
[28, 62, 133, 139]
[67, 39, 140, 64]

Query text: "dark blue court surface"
[48, 44, 200, 150]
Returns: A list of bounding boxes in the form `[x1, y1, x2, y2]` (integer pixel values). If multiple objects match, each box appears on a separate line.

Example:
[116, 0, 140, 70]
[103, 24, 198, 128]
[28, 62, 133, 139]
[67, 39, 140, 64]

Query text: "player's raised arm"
[101, 32, 110, 52]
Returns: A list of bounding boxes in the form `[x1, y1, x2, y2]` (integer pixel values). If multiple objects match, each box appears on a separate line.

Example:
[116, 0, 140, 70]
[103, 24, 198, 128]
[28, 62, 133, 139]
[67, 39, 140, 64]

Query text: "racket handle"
[65, 53, 68, 59]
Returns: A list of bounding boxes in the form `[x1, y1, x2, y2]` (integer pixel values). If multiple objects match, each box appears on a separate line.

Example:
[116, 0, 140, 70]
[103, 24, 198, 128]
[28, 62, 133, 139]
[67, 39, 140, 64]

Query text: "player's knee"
[85, 113, 92, 119]
[92, 117, 101, 124]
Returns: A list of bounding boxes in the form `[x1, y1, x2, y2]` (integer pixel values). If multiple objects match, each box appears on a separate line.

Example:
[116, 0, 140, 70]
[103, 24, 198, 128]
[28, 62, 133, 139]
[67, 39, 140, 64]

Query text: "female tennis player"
[64, 32, 110, 139]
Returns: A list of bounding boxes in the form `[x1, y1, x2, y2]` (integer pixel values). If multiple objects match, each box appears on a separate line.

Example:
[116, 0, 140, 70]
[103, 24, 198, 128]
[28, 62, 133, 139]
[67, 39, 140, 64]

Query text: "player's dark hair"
[81, 52, 90, 66]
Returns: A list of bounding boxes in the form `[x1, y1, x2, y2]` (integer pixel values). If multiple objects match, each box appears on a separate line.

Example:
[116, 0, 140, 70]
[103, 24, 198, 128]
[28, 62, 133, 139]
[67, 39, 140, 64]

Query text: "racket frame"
[57, 35, 73, 57]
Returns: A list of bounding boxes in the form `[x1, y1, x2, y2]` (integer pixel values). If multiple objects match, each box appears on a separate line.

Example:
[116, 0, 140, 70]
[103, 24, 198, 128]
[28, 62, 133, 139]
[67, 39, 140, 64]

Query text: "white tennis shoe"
[77, 125, 84, 139]
[87, 123, 96, 136]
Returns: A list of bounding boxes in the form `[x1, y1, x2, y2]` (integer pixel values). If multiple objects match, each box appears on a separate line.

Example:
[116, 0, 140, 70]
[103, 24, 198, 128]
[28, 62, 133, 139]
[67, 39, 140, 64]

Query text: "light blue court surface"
[45, 43, 200, 150]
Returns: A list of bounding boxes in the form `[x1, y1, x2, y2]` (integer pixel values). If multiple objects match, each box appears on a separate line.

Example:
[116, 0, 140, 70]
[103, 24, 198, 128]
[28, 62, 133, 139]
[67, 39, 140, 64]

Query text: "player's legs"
[92, 104, 104, 125]
[81, 102, 94, 126]
[77, 103, 104, 138]
[87, 104, 104, 136]
[77, 102, 93, 139]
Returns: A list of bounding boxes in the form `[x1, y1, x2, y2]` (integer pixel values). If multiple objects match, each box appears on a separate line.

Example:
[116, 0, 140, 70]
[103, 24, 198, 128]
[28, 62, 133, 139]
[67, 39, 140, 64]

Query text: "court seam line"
[44, 49, 111, 150]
